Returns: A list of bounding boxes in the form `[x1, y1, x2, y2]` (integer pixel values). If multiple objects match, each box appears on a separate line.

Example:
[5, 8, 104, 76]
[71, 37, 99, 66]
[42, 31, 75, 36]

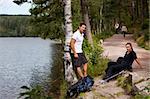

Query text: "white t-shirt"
[71, 30, 84, 53]
[115, 23, 119, 29]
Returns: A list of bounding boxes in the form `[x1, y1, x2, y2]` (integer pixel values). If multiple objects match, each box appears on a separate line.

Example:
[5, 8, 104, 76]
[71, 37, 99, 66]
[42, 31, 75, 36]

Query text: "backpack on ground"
[67, 75, 94, 98]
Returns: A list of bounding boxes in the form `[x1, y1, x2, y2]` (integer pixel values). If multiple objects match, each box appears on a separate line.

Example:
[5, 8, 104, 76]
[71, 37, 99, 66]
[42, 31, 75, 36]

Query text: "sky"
[0, 0, 31, 15]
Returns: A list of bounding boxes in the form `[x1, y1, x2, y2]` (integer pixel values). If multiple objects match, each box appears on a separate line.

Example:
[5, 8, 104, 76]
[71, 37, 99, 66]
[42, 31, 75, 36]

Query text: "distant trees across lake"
[0, 15, 38, 37]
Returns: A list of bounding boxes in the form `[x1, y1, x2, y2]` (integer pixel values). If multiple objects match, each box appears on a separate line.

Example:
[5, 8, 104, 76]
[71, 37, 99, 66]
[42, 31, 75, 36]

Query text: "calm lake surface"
[0, 38, 63, 99]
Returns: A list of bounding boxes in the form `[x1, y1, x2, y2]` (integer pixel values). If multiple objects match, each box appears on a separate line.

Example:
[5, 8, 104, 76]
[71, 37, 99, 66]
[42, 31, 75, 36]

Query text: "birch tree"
[63, 0, 78, 85]
[99, 0, 103, 33]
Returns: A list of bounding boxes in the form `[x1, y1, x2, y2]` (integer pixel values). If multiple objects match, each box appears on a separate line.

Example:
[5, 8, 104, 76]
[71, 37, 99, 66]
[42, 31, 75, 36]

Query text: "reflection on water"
[0, 38, 63, 99]
[29, 43, 64, 98]
[48, 44, 64, 97]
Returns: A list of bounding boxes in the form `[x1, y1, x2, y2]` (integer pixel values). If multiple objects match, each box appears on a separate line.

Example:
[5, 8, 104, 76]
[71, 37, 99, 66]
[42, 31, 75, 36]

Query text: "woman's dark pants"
[103, 62, 128, 80]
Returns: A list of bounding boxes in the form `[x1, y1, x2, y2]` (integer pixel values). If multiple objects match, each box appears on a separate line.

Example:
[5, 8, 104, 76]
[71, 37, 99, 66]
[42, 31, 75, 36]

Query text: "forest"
[18, 0, 150, 48]
[0, 15, 38, 37]
[29, 0, 149, 34]
[1, 0, 149, 49]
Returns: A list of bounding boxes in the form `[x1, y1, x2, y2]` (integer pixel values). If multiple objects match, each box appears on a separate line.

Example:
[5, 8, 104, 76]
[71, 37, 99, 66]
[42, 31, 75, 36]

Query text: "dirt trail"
[81, 34, 150, 99]
[102, 34, 150, 78]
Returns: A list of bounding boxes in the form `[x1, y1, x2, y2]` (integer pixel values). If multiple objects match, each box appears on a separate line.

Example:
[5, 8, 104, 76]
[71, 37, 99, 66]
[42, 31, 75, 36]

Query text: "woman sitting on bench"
[102, 42, 142, 81]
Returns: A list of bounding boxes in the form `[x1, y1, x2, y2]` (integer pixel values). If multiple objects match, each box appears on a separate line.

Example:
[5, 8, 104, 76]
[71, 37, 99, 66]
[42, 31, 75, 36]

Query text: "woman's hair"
[126, 42, 133, 51]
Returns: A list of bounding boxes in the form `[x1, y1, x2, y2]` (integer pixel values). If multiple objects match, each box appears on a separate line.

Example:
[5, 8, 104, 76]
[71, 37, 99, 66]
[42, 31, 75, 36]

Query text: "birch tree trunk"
[80, 0, 93, 45]
[63, 0, 78, 85]
[99, 0, 103, 33]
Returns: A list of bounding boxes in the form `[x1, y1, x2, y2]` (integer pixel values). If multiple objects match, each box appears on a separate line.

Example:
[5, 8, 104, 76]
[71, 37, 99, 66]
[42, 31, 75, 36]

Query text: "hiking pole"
[100, 70, 126, 84]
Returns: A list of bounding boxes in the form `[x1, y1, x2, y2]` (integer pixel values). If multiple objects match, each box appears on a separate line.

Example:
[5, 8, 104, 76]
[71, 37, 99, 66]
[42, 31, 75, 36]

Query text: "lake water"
[0, 38, 63, 99]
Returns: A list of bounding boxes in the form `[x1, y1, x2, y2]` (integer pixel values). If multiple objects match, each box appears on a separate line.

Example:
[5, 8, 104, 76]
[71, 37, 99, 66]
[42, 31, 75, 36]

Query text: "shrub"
[136, 35, 150, 50]
[134, 18, 150, 50]
[19, 85, 52, 99]
[83, 36, 109, 77]
[95, 31, 114, 40]
[141, 19, 149, 30]
[136, 35, 145, 48]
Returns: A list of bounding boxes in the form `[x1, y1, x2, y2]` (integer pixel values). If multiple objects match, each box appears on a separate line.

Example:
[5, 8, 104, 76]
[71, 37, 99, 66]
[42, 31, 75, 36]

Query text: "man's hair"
[79, 22, 86, 27]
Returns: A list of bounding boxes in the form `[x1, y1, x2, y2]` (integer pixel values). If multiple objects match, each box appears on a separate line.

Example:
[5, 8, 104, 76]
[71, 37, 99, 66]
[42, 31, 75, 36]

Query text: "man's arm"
[70, 38, 78, 58]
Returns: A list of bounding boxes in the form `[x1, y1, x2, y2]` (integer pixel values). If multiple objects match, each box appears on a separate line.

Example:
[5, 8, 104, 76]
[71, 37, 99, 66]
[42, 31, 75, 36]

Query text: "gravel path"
[81, 34, 150, 99]
[103, 34, 150, 78]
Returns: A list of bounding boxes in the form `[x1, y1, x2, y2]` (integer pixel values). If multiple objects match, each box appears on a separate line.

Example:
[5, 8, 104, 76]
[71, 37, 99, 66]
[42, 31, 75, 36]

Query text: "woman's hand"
[138, 65, 143, 69]
[135, 59, 143, 69]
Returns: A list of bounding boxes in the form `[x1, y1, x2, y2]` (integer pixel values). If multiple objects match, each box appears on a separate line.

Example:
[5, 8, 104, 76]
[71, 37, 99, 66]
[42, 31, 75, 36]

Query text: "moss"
[114, 92, 124, 97]
[117, 75, 132, 94]
[117, 75, 150, 98]
[59, 80, 68, 99]
[132, 94, 150, 99]
[117, 76, 125, 87]
[132, 82, 150, 99]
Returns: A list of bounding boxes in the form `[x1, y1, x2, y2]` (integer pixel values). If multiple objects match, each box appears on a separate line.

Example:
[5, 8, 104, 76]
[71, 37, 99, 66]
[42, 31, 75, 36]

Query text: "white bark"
[64, 0, 78, 85]
[99, 1, 103, 33]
